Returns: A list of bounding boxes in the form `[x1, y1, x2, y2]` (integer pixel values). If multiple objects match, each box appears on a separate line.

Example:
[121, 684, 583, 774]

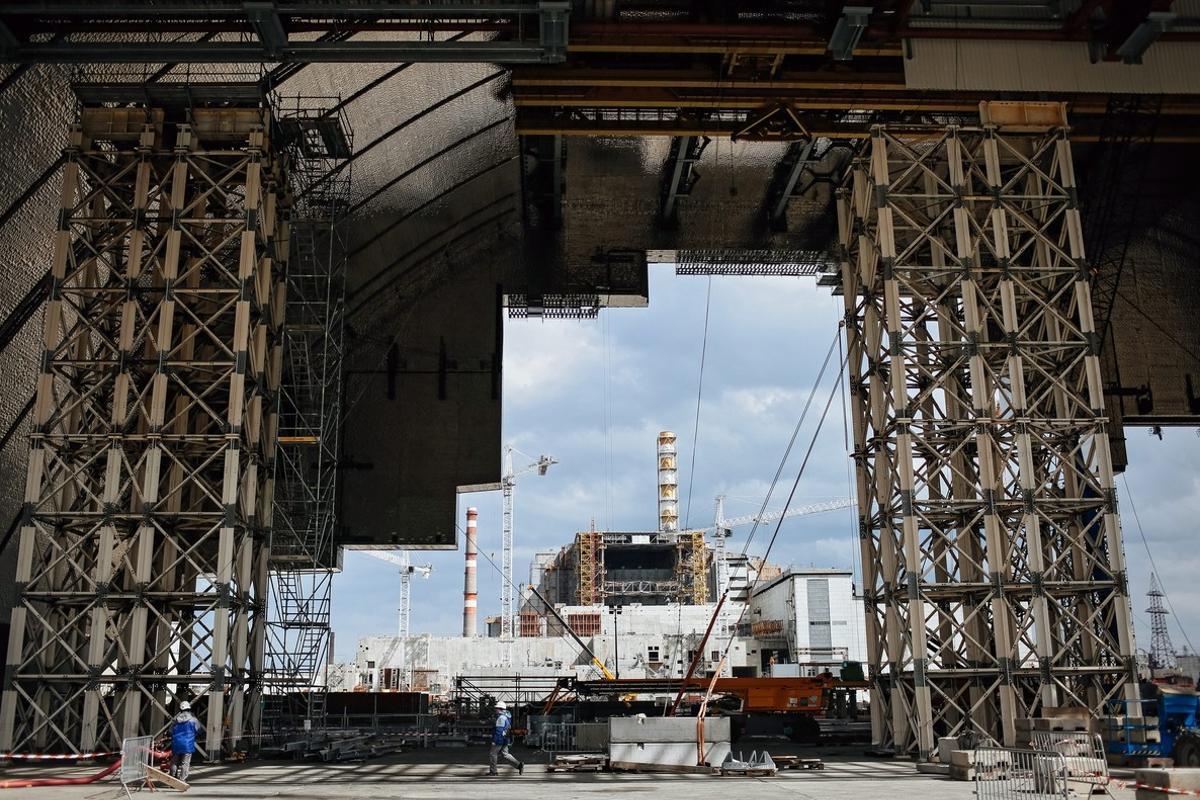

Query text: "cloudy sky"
[330, 267, 1200, 662]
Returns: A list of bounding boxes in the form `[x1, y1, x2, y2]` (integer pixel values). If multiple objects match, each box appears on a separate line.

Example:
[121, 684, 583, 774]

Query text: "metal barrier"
[1031, 731, 1109, 794]
[119, 735, 154, 798]
[527, 716, 585, 762]
[974, 746, 1070, 800]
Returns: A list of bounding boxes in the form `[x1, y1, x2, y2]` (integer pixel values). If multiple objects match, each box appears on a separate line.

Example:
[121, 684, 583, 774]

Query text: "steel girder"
[0, 2, 569, 65]
[837, 112, 1139, 758]
[0, 107, 287, 756]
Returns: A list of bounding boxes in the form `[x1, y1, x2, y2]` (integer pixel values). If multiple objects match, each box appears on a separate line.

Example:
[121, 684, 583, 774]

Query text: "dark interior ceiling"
[0, 0, 1198, 553]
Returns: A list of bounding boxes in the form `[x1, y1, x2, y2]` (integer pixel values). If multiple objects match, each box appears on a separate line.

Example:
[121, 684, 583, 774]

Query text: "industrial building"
[0, 1, 1198, 795]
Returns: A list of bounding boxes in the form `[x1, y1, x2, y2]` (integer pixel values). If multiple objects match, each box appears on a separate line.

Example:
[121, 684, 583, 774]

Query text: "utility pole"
[1148, 572, 1176, 675]
[500, 446, 557, 639]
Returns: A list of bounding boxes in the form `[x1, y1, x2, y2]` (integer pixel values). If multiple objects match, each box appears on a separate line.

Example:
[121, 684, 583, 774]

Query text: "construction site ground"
[1, 745, 1141, 799]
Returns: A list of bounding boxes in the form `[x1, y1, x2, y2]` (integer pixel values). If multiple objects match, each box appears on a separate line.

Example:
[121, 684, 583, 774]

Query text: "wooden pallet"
[719, 767, 778, 777]
[546, 754, 607, 773]
[774, 756, 824, 771]
[609, 760, 717, 775]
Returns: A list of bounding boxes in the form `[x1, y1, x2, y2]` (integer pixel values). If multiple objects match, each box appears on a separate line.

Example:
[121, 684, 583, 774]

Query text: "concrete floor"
[0, 745, 1140, 799]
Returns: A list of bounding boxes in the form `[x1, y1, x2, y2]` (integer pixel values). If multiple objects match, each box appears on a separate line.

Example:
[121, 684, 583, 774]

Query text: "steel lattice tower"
[263, 98, 353, 731]
[837, 103, 1139, 758]
[0, 103, 286, 756]
[1147, 573, 1176, 672]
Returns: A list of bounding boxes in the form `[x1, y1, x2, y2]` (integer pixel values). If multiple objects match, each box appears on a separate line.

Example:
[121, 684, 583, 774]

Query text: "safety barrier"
[119, 736, 154, 798]
[1031, 731, 1109, 794]
[974, 746, 1070, 800]
[526, 716, 585, 761]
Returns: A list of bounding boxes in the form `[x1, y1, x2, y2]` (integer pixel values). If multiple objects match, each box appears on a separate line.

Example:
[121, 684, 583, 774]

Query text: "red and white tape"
[1107, 778, 1200, 798]
[0, 751, 119, 760]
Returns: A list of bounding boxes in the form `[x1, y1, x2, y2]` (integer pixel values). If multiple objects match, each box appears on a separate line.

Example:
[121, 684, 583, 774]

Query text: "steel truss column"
[0, 105, 286, 757]
[837, 106, 1138, 758]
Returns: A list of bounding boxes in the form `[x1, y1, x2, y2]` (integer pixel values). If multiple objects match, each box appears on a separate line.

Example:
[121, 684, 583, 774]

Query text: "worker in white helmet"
[488, 700, 523, 776]
[169, 700, 202, 782]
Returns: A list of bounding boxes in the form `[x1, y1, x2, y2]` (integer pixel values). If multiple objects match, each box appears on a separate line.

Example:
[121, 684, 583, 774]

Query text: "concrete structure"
[609, 716, 731, 769]
[354, 564, 865, 693]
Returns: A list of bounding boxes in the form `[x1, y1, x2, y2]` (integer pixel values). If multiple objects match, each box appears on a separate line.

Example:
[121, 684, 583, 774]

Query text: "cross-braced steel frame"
[263, 98, 353, 729]
[0, 104, 287, 757]
[837, 109, 1139, 759]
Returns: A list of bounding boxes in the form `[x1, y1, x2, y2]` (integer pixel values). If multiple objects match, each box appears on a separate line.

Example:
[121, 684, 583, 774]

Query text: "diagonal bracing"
[837, 104, 1139, 758]
[0, 104, 287, 757]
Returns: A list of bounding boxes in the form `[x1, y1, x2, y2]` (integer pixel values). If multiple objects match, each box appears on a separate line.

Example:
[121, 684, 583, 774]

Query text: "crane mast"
[501, 450, 515, 640]
[362, 550, 431, 688]
[499, 446, 556, 640]
[711, 495, 855, 598]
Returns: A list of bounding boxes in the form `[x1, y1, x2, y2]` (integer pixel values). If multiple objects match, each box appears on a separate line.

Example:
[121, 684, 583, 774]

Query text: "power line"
[683, 274, 713, 529]
[1121, 473, 1197, 654]
[737, 327, 841, 562]
[717, 339, 847, 665]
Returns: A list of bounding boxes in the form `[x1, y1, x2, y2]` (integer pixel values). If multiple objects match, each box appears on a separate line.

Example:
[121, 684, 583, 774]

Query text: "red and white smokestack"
[462, 507, 478, 637]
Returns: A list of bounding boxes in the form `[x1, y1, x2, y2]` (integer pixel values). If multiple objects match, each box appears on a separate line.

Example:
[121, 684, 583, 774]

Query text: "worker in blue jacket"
[169, 701, 202, 782]
[488, 701, 524, 776]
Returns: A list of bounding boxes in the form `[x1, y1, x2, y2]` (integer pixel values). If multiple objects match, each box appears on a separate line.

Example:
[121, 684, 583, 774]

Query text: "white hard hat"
[179, 701, 191, 711]
[495, 700, 507, 710]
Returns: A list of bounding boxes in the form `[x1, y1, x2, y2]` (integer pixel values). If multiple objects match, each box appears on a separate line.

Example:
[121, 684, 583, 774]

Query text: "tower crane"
[362, 550, 432, 688]
[501, 446, 557, 639]
[709, 495, 855, 599]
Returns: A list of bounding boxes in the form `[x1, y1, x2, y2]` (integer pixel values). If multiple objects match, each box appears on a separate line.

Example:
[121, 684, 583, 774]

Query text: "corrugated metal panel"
[904, 40, 1200, 94]
[807, 578, 832, 650]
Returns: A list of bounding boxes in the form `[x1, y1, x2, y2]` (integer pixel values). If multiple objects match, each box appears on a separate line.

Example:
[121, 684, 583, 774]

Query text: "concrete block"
[949, 765, 975, 781]
[1135, 769, 1200, 792]
[609, 716, 730, 744]
[608, 716, 731, 769]
[918, 762, 952, 776]
[938, 736, 961, 764]
[950, 749, 974, 767]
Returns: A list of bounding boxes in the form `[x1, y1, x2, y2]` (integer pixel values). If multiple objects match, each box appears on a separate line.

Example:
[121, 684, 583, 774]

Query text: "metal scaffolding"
[263, 98, 353, 730]
[836, 104, 1138, 759]
[577, 530, 604, 606]
[0, 102, 287, 756]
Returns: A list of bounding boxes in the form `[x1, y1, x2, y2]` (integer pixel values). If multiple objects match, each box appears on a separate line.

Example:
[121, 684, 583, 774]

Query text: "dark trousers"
[489, 743, 520, 773]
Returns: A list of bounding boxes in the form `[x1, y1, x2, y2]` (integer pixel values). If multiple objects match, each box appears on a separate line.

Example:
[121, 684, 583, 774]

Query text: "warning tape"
[0, 751, 119, 760]
[1107, 778, 1200, 797]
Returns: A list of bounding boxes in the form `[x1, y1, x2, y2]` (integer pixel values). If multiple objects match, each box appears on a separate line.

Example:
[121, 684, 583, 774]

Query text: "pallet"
[774, 755, 824, 771]
[546, 754, 607, 773]
[719, 767, 778, 777]
[609, 760, 717, 775]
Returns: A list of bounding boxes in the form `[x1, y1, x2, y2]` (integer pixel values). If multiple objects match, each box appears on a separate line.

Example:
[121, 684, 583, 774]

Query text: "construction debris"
[146, 764, 189, 792]
[719, 751, 778, 777]
[545, 753, 607, 772]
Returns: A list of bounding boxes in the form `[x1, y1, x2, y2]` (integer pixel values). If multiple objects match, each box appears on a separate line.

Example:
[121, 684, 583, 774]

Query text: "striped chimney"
[658, 431, 678, 533]
[462, 507, 479, 637]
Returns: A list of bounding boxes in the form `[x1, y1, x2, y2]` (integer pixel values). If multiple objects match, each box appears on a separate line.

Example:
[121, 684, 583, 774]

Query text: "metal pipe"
[462, 507, 479, 637]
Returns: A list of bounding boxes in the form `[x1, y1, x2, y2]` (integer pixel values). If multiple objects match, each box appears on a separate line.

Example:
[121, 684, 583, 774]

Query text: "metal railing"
[974, 746, 1070, 800]
[119, 736, 154, 798]
[526, 718, 589, 763]
[1030, 731, 1109, 794]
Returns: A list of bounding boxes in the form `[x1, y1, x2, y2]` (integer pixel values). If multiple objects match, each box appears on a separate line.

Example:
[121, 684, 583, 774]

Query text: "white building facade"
[349, 569, 868, 692]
